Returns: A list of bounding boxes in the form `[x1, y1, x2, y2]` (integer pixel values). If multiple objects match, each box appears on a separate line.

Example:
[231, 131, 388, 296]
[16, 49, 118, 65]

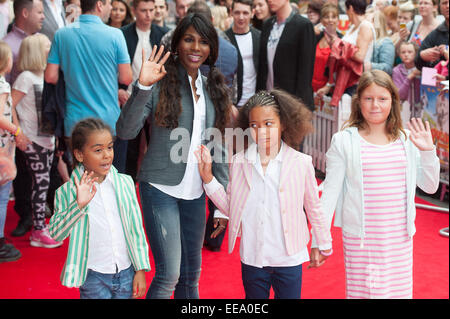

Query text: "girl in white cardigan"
[315, 70, 440, 299]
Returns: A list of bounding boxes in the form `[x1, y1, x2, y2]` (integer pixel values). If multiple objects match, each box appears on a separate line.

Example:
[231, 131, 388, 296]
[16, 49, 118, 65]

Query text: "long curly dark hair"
[237, 90, 314, 150]
[155, 13, 231, 132]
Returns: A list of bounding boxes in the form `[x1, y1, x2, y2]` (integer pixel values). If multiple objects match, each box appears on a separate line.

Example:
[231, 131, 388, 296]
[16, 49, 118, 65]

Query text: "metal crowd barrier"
[304, 94, 351, 174]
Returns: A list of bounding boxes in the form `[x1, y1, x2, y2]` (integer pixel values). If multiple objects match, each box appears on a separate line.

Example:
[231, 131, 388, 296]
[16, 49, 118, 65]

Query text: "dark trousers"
[13, 145, 62, 225]
[241, 262, 303, 299]
[12, 148, 31, 222]
[112, 137, 128, 174]
[22, 143, 54, 230]
[204, 199, 226, 249]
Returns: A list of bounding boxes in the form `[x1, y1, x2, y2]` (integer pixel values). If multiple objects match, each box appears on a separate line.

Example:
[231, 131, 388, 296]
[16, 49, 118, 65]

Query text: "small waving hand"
[138, 45, 171, 86]
[407, 118, 435, 151]
[74, 170, 98, 210]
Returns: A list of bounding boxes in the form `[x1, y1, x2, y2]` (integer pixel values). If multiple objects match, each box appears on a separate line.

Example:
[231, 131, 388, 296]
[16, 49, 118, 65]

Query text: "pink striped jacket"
[205, 143, 332, 255]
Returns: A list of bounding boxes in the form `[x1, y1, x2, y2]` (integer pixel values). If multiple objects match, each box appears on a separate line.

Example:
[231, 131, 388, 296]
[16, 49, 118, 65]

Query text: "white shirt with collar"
[86, 170, 131, 274]
[150, 69, 206, 199]
[208, 141, 309, 268]
[234, 31, 257, 107]
[45, 0, 65, 29]
[128, 27, 152, 95]
[266, 19, 287, 91]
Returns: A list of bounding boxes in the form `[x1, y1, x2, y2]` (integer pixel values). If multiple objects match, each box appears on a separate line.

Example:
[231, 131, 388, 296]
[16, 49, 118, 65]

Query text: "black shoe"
[0, 238, 21, 263]
[11, 218, 32, 237]
[204, 243, 221, 252]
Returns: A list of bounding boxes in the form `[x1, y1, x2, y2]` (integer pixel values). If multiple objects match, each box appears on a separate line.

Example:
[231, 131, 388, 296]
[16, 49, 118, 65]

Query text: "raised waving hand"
[407, 118, 435, 152]
[138, 45, 171, 87]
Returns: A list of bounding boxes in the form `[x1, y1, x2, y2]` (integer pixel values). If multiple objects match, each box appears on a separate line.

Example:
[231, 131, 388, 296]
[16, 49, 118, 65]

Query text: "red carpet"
[0, 195, 448, 299]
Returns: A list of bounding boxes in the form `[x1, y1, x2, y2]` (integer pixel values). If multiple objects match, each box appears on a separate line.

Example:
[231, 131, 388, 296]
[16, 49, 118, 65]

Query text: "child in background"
[392, 41, 421, 126]
[0, 41, 25, 262]
[316, 70, 440, 299]
[49, 118, 150, 299]
[195, 90, 332, 299]
[11, 34, 61, 248]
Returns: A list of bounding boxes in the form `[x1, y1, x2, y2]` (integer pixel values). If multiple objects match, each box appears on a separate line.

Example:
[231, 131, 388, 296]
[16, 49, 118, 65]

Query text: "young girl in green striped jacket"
[48, 118, 150, 299]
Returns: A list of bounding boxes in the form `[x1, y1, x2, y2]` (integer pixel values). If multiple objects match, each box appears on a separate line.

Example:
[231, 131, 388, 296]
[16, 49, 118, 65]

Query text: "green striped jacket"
[48, 164, 150, 288]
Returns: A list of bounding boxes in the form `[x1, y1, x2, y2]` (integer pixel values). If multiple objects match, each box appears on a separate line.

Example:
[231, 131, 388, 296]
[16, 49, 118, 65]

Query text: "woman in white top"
[116, 13, 232, 299]
[342, 0, 375, 64]
[11, 34, 62, 249]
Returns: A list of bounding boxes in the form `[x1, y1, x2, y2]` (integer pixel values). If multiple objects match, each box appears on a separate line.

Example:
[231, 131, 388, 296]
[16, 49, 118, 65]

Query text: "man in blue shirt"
[45, 0, 132, 140]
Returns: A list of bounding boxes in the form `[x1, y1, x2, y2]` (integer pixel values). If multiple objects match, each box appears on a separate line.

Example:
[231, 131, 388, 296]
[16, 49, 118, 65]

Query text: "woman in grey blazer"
[116, 13, 231, 299]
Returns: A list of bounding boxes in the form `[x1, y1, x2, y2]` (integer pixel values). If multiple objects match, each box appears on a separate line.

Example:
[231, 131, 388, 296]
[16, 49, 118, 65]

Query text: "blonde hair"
[211, 6, 229, 31]
[17, 34, 51, 73]
[399, 1, 416, 14]
[344, 70, 406, 141]
[0, 41, 12, 74]
[373, 11, 390, 40]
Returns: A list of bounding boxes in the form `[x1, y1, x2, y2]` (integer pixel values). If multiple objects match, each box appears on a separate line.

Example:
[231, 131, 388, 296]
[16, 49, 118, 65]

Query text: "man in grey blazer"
[41, 0, 66, 42]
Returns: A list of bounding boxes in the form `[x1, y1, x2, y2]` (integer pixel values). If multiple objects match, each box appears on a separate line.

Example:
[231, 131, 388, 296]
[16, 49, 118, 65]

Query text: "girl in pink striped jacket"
[195, 90, 333, 299]
[317, 70, 440, 298]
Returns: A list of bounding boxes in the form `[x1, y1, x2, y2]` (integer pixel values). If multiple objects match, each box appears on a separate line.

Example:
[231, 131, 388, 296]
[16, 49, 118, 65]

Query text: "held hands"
[138, 45, 171, 87]
[407, 118, 435, 151]
[210, 218, 228, 238]
[74, 170, 98, 210]
[194, 144, 213, 184]
[308, 248, 331, 269]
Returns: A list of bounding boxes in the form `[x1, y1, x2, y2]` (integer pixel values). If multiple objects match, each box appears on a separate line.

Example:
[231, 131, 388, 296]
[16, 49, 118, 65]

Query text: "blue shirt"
[47, 15, 130, 136]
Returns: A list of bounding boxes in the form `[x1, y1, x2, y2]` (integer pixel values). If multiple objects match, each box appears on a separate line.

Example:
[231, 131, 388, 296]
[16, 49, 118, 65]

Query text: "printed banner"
[419, 84, 449, 183]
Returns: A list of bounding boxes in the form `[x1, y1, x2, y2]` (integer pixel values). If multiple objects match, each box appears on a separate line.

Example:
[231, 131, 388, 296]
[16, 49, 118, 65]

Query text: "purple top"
[2, 25, 28, 84]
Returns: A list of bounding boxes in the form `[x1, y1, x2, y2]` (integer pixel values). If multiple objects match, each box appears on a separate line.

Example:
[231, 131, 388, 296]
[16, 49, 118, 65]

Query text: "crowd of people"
[0, 0, 447, 299]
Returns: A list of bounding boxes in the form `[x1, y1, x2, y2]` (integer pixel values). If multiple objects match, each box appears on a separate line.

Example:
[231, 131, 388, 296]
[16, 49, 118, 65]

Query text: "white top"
[207, 142, 309, 268]
[13, 71, 55, 150]
[128, 27, 152, 95]
[0, 75, 12, 149]
[45, 0, 65, 29]
[150, 69, 206, 200]
[235, 32, 257, 107]
[86, 170, 132, 274]
[342, 19, 376, 63]
[266, 20, 286, 91]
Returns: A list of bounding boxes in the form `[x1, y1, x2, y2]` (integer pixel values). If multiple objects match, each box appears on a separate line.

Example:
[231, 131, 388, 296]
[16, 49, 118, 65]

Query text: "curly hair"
[236, 90, 313, 150]
[155, 13, 231, 132]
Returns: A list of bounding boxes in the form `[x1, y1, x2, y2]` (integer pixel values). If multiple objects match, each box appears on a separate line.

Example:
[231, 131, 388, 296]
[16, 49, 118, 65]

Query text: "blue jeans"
[241, 262, 303, 299]
[0, 181, 12, 238]
[79, 265, 135, 299]
[139, 182, 206, 299]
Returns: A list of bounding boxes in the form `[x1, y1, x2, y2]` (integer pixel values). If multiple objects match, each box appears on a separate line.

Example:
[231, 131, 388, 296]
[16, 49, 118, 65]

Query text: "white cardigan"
[311, 127, 440, 248]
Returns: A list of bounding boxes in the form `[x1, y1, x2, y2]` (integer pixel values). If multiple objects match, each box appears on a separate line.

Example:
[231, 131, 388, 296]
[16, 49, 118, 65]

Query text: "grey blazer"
[41, 0, 66, 42]
[116, 62, 229, 189]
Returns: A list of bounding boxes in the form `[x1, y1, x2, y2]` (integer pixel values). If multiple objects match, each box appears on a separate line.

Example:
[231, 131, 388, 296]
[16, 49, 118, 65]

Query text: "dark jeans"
[112, 137, 128, 174]
[139, 182, 206, 299]
[241, 262, 303, 299]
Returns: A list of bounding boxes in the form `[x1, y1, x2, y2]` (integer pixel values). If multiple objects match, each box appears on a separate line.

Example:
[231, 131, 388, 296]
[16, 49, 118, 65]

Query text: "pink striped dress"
[343, 137, 413, 299]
